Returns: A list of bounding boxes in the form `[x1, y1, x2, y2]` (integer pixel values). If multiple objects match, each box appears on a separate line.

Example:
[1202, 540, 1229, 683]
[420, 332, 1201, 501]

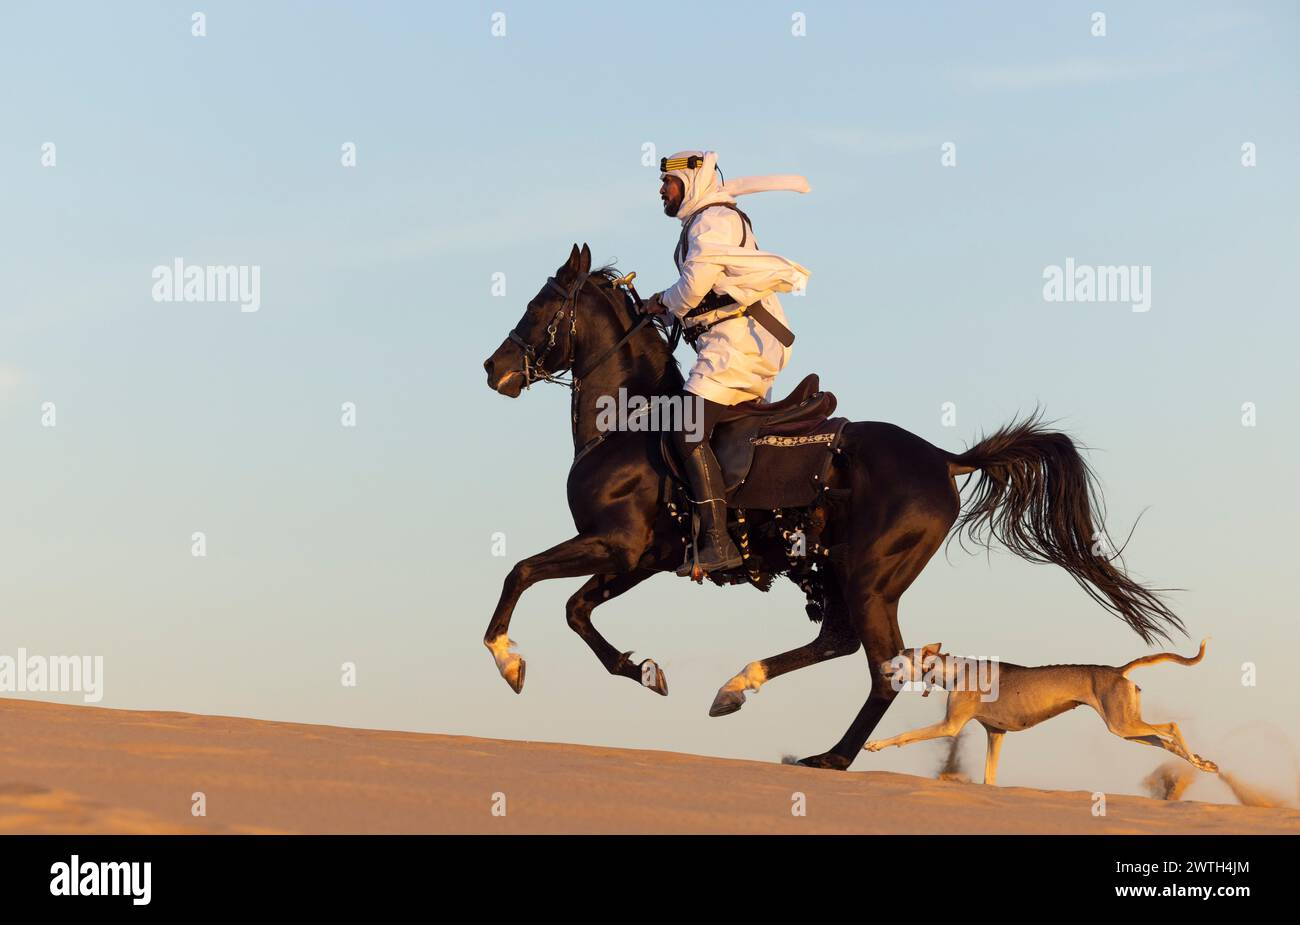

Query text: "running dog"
[864, 639, 1217, 785]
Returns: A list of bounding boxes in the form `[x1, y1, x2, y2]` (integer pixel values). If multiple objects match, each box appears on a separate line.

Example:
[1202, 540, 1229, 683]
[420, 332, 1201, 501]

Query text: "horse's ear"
[579, 243, 592, 274]
[563, 243, 581, 274]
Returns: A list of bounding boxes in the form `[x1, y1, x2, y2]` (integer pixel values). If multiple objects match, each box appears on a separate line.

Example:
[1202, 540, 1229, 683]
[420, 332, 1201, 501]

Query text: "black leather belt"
[683, 295, 795, 348]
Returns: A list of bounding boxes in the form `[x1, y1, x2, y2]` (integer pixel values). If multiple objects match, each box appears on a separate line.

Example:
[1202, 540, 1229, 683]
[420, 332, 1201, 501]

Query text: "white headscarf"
[660, 150, 812, 303]
[660, 149, 811, 223]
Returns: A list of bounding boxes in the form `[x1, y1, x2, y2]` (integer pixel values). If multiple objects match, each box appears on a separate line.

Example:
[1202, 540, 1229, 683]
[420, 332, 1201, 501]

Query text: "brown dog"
[864, 639, 1217, 785]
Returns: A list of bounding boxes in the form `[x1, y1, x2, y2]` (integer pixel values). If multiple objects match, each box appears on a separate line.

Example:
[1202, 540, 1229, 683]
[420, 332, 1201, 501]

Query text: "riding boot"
[675, 442, 743, 576]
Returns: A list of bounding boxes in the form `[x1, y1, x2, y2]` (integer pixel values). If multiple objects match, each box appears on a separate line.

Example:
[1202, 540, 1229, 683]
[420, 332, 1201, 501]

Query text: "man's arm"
[660, 208, 743, 319]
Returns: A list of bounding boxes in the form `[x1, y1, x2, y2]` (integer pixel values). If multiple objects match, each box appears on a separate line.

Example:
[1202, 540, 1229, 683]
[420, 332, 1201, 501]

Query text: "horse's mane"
[591, 263, 684, 391]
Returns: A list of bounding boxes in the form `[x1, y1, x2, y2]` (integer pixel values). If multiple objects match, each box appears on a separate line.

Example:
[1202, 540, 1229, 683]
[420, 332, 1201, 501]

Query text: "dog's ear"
[922, 642, 943, 657]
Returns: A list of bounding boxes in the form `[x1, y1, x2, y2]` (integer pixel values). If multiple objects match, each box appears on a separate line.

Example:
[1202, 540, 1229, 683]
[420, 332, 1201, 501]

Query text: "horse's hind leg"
[566, 569, 667, 695]
[800, 491, 954, 769]
[709, 584, 860, 717]
[798, 594, 906, 770]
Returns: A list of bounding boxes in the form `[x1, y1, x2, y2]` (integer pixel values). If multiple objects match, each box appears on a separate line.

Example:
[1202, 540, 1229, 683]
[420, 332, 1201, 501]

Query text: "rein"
[504, 270, 681, 463]
[506, 272, 677, 392]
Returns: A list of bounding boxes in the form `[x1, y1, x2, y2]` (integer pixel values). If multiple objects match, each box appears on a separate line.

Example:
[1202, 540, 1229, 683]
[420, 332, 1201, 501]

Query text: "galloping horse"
[481, 243, 1182, 770]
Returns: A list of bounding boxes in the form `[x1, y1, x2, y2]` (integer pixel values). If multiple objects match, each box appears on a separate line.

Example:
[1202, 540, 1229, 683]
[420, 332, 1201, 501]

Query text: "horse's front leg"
[484, 533, 634, 693]
[565, 569, 667, 694]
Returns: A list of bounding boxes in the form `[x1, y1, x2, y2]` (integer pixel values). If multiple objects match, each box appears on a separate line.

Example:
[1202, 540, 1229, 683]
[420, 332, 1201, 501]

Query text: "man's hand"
[640, 292, 669, 316]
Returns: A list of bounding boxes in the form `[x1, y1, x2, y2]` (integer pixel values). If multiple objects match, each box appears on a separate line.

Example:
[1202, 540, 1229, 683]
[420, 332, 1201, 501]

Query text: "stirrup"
[675, 548, 701, 580]
[676, 546, 743, 579]
[676, 548, 743, 579]
[676, 511, 704, 579]
[676, 520, 743, 579]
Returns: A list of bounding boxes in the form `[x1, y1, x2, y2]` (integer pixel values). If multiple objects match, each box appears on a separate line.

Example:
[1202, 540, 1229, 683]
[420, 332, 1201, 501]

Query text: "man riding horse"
[480, 157, 1182, 768]
[640, 150, 811, 576]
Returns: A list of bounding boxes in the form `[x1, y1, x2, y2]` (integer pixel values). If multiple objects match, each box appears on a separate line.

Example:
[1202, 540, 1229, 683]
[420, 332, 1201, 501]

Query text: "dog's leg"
[864, 719, 965, 752]
[1115, 728, 1207, 769]
[980, 723, 1005, 785]
[1148, 721, 1218, 774]
[1095, 683, 1218, 773]
[864, 698, 976, 753]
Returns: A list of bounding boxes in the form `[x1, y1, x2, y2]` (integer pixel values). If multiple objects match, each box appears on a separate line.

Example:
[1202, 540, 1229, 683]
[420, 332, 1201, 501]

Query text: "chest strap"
[674, 202, 752, 268]
[674, 203, 793, 347]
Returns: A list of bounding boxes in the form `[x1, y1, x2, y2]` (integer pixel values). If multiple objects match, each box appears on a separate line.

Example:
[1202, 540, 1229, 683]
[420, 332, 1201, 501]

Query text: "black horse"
[482, 244, 1182, 770]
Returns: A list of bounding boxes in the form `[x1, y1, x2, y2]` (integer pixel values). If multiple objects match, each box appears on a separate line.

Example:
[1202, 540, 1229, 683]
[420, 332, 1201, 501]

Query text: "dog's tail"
[947, 410, 1184, 644]
[1119, 638, 1208, 676]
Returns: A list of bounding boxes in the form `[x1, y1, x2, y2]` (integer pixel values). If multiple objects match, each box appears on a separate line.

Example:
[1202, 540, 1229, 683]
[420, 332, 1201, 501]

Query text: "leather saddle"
[661, 374, 848, 509]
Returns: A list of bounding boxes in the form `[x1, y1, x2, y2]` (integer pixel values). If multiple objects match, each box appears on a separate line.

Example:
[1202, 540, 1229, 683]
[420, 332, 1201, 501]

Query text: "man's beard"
[662, 197, 680, 217]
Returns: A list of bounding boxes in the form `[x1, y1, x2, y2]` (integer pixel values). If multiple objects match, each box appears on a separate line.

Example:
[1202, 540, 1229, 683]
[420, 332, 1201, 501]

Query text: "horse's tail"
[946, 411, 1184, 644]
[1119, 638, 1208, 676]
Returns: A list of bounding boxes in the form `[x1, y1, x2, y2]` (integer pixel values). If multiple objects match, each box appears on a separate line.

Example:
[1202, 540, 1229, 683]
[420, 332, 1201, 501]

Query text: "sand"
[3, 697, 1296, 835]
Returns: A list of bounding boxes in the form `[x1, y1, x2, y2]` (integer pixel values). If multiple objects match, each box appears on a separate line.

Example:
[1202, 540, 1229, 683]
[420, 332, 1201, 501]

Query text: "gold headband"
[660, 155, 704, 172]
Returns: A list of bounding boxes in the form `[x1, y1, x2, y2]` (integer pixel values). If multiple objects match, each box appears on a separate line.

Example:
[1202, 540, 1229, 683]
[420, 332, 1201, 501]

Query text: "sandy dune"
[3, 698, 1296, 835]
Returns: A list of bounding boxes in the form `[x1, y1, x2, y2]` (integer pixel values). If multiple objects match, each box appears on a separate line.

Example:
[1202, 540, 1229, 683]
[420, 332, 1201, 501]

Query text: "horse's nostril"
[483, 358, 493, 374]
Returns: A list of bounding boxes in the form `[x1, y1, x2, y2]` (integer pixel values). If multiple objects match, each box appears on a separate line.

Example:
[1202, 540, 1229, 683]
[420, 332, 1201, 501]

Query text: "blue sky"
[3, 1, 1298, 802]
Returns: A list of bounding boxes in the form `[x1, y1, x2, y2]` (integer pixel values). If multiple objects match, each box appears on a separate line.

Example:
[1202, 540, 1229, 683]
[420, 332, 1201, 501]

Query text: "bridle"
[502, 269, 683, 464]
[505, 271, 676, 393]
[506, 273, 587, 389]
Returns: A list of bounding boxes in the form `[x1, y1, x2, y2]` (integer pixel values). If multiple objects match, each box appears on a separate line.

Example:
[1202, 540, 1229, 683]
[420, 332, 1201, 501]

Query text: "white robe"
[658, 150, 810, 405]
[661, 204, 803, 405]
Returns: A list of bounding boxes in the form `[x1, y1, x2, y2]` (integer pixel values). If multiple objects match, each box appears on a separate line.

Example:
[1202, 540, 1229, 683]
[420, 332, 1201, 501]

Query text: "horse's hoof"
[486, 636, 526, 694]
[505, 657, 526, 694]
[639, 659, 668, 696]
[709, 688, 746, 717]
[796, 752, 852, 771]
[710, 662, 766, 717]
